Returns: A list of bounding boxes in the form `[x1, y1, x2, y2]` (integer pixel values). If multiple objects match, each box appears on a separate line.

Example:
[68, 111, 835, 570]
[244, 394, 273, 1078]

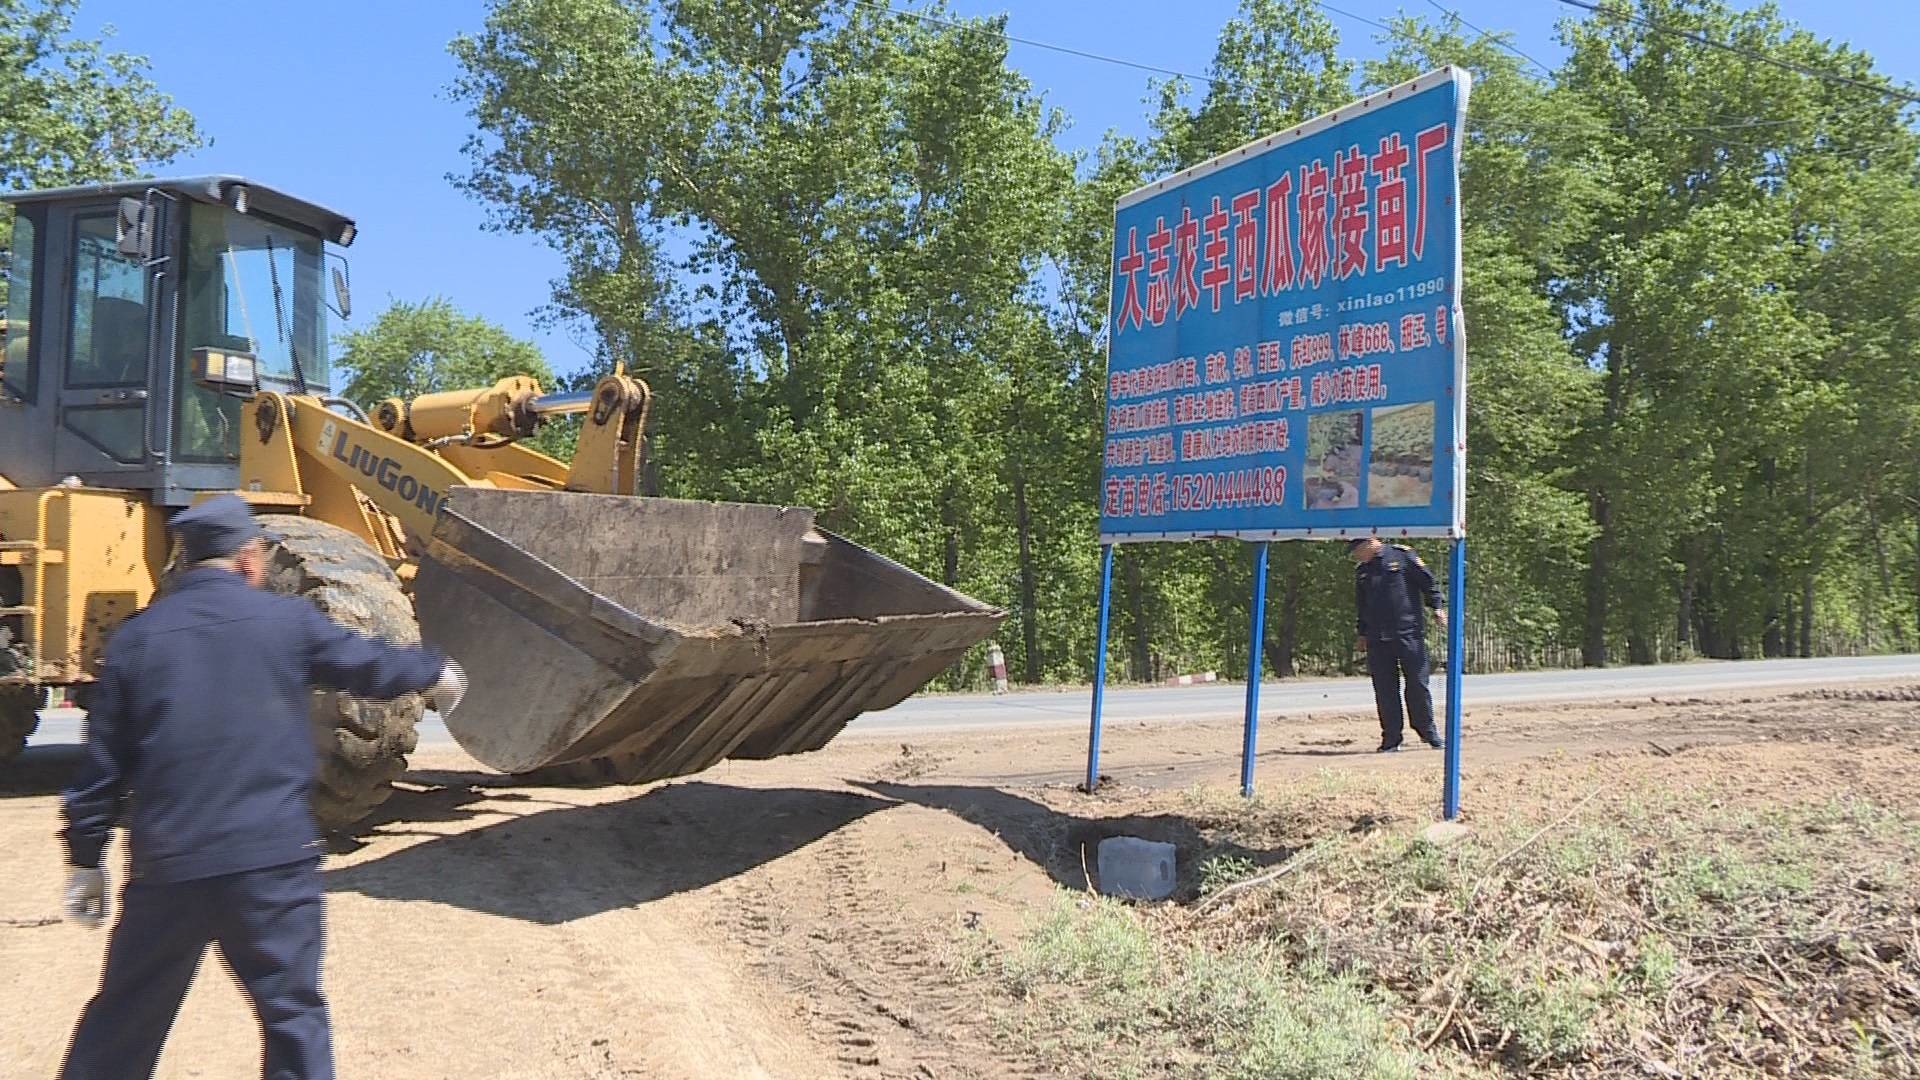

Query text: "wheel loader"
[0, 176, 1002, 827]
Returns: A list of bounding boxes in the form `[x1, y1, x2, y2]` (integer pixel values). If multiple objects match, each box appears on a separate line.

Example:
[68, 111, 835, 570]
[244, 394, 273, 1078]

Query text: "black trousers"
[61, 858, 332, 1080]
[1367, 632, 1438, 747]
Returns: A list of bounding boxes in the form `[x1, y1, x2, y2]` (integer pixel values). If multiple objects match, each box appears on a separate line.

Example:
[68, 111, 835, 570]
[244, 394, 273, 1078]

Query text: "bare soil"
[2, 683, 1916, 1077]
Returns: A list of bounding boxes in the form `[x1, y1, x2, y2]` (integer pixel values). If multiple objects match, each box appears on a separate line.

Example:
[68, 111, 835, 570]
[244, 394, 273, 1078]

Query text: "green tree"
[0, 0, 199, 190]
[2, 0, 200, 295]
[1554, 0, 1916, 663]
[332, 297, 555, 405]
[451, 0, 1076, 683]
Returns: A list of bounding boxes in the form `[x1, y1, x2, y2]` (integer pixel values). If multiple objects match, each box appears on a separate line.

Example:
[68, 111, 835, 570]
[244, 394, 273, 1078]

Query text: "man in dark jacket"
[58, 495, 465, 1080]
[1350, 536, 1447, 753]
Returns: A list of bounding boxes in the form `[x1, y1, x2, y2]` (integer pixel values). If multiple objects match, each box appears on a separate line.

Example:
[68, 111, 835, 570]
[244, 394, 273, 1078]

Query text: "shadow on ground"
[326, 781, 894, 924]
[855, 781, 1297, 898]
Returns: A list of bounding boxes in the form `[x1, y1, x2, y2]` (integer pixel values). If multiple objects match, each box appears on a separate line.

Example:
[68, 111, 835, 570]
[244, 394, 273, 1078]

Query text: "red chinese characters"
[1371, 133, 1410, 272]
[1231, 190, 1260, 303]
[1397, 312, 1431, 352]
[1201, 196, 1233, 311]
[1296, 160, 1332, 289]
[1261, 173, 1294, 295]
[1114, 116, 1453, 331]
[1173, 205, 1202, 319]
[1255, 340, 1284, 374]
[1145, 216, 1173, 326]
[1333, 144, 1369, 280]
[1413, 122, 1450, 261]
[1114, 226, 1146, 334]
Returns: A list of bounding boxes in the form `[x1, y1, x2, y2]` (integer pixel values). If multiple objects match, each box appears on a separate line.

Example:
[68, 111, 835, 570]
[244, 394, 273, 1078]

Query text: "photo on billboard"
[1304, 410, 1363, 510]
[1366, 401, 1436, 509]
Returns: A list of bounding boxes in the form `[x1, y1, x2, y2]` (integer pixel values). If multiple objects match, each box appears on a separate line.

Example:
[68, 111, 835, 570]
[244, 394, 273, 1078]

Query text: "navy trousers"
[1368, 633, 1438, 747]
[61, 858, 332, 1080]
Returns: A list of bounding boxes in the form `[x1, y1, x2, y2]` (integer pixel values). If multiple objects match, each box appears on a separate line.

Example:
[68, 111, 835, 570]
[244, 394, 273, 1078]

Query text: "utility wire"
[1312, 0, 1396, 34]
[843, 0, 1216, 85]
[848, 0, 1914, 151]
[1424, 0, 1556, 77]
[1554, 0, 1920, 107]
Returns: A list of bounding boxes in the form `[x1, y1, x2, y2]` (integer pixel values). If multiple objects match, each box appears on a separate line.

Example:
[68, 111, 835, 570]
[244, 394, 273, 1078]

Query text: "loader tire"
[0, 685, 37, 766]
[261, 517, 424, 831]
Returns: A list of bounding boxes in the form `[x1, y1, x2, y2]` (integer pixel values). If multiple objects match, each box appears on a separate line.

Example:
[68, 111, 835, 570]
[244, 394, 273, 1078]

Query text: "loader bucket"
[411, 488, 1004, 778]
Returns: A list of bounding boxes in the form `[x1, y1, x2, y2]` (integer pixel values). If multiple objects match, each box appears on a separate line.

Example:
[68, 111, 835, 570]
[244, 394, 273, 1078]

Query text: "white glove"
[430, 660, 467, 716]
[64, 867, 107, 929]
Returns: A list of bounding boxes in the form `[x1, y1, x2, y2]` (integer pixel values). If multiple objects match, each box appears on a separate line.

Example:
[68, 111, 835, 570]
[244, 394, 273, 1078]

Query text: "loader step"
[0, 540, 58, 565]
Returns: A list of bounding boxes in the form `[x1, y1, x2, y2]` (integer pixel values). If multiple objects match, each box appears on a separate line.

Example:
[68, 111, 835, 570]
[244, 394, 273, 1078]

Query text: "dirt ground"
[2, 681, 1917, 1078]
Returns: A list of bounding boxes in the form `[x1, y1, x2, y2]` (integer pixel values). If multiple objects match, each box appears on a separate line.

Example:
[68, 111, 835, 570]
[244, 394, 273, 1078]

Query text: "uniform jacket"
[1355, 545, 1444, 641]
[61, 567, 444, 882]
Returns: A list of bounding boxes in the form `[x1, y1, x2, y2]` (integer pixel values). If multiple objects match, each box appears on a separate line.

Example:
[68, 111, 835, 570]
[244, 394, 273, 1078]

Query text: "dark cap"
[170, 494, 277, 563]
[1346, 535, 1375, 551]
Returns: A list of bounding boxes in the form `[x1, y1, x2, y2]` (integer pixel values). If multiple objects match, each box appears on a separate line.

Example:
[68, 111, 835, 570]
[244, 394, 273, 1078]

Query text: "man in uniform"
[57, 495, 467, 1080]
[1349, 535, 1447, 753]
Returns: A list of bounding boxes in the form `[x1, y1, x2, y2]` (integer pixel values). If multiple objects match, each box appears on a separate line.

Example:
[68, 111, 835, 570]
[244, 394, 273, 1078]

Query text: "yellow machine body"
[0, 488, 166, 683]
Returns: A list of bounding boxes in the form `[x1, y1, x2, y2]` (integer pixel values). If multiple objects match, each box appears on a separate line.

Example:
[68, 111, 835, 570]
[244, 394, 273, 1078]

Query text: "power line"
[1311, 0, 1396, 35]
[1553, 0, 1920, 107]
[1424, 0, 1556, 77]
[846, 0, 1914, 152]
[843, 0, 1216, 86]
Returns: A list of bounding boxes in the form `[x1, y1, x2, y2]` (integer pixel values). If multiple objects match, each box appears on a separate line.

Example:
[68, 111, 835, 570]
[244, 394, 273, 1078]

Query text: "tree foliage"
[0, 0, 199, 191]
[332, 296, 554, 405]
[449, 0, 1920, 683]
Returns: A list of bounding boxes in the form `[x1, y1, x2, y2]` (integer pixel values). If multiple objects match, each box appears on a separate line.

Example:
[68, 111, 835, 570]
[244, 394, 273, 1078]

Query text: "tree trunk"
[1801, 573, 1815, 658]
[1869, 501, 1906, 651]
[940, 483, 960, 588]
[1583, 337, 1629, 669]
[1273, 562, 1300, 678]
[1800, 463, 1815, 658]
[1678, 559, 1696, 651]
[1583, 491, 1613, 667]
[1122, 551, 1150, 682]
[1774, 588, 1789, 657]
[1628, 629, 1654, 666]
[1012, 469, 1041, 682]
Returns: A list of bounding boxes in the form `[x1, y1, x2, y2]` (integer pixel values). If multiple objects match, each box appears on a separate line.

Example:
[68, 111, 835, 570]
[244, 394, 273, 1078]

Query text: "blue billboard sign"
[1100, 68, 1470, 543]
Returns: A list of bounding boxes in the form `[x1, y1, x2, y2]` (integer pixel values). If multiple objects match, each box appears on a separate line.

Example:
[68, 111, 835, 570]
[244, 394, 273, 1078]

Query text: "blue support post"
[1086, 544, 1116, 793]
[1241, 541, 1270, 798]
[1443, 537, 1467, 820]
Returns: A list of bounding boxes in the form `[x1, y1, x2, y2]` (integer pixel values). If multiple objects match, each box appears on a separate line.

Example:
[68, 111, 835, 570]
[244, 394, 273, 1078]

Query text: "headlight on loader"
[190, 347, 258, 394]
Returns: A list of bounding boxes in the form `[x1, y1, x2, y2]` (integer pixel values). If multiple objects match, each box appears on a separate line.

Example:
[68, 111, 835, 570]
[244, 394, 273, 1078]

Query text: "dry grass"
[956, 747, 1920, 1078]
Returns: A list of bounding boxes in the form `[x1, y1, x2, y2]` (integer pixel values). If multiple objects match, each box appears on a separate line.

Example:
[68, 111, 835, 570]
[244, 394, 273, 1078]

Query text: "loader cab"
[0, 177, 355, 504]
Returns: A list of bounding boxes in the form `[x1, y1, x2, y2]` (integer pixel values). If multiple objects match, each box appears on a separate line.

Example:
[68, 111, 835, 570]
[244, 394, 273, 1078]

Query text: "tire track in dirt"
[720, 814, 1039, 1080]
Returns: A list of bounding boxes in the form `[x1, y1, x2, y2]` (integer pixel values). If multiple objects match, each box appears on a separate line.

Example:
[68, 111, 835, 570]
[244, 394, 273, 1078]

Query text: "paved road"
[28, 654, 1920, 751]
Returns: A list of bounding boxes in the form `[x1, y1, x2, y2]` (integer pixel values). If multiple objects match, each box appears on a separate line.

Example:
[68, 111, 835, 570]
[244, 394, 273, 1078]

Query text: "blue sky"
[71, 0, 1915, 380]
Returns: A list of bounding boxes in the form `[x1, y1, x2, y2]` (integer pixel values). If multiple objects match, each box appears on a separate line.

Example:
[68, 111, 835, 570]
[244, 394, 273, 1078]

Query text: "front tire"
[261, 517, 423, 831]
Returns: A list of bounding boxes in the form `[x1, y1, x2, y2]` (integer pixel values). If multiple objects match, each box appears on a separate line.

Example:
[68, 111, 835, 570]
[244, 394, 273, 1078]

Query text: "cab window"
[2, 209, 37, 402]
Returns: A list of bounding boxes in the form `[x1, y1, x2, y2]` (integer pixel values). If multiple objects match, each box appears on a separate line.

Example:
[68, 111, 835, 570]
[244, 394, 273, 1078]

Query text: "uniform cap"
[170, 494, 278, 563]
[1346, 536, 1375, 551]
